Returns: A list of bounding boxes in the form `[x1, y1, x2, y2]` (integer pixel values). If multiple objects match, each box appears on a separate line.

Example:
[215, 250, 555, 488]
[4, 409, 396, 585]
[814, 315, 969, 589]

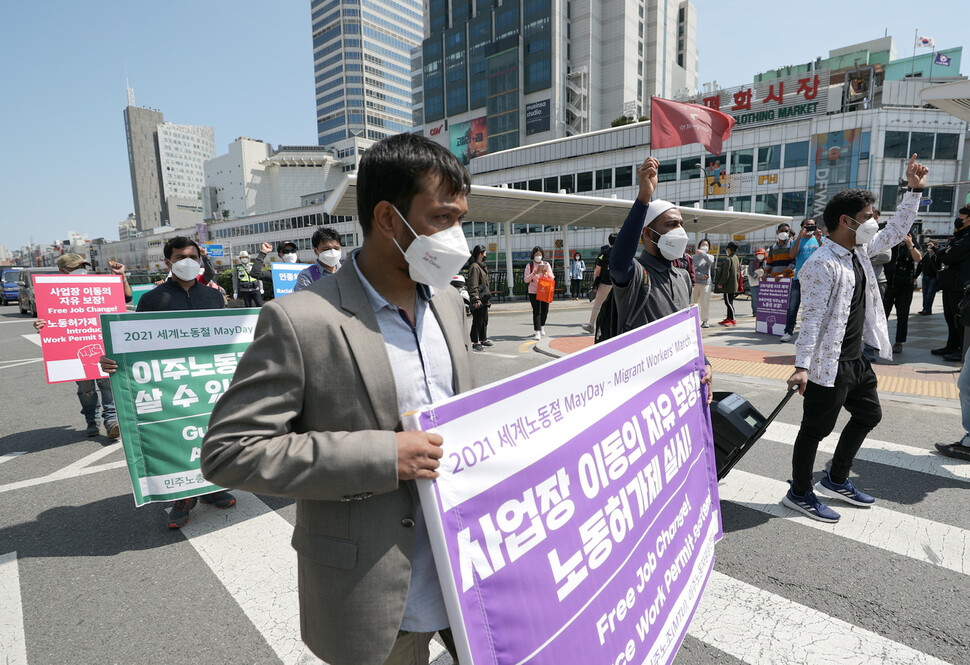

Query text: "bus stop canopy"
[323, 174, 790, 237]
[921, 79, 970, 124]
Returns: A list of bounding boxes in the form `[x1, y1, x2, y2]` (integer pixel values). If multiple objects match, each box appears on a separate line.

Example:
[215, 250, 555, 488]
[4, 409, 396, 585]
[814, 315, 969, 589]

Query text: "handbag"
[536, 274, 555, 303]
[959, 284, 970, 325]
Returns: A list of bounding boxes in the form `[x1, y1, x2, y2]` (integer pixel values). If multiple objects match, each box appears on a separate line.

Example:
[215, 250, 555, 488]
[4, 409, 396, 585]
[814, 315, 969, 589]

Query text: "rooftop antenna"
[125, 64, 135, 107]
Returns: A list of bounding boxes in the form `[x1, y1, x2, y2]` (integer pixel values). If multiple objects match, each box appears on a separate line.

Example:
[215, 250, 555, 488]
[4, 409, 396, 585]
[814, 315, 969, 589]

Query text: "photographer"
[882, 234, 921, 354]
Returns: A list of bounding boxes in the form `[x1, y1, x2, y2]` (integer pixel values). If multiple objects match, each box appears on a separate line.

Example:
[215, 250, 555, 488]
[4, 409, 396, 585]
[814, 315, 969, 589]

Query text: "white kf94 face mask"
[392, 205, 470, 290]
[171, 258, 201, 281]
[850, 218, 879, 245]
[652, 226, 690, 261]
[318, 249, 341, 267]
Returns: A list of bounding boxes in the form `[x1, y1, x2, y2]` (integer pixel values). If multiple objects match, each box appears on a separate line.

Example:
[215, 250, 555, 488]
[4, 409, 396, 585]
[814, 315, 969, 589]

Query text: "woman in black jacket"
[467, 245, 493, 351]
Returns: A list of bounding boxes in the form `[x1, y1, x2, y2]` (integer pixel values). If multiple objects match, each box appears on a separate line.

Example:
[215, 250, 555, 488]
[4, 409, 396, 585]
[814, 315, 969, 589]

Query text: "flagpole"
[911, 28, 918, 79]
[929, 51, 935, 82]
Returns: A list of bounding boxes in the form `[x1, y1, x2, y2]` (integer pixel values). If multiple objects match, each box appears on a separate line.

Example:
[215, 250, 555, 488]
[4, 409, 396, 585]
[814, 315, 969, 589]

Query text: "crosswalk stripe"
[180, 491, 323, 665]
[762, 421, 970, 484]
[688, 571, 954, 665]
[720, 470, 970, 576]
[0, 452, 26, 466]
[0, 551, 28, 665]
[21, 334, 40, 347]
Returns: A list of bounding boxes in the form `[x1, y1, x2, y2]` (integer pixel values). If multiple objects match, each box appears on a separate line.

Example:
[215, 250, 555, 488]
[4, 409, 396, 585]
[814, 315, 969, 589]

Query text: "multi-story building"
[202, 138, 346, 220]
[311, 0, 424, 169]
[118, 214, 138, 240]
[415, 0, 698, 163]
[123, 95, 215, 232]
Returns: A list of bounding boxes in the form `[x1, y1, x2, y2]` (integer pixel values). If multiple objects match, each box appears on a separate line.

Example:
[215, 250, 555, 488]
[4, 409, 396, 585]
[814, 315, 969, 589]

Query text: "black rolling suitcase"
[710, 387, 797, 480]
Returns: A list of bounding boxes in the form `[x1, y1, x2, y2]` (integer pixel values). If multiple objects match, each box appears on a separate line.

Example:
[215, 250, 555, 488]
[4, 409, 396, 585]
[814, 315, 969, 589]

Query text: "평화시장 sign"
[101, 308, 259, 506]
[409, 307, 722, 665]
[34, 274, 127, 383]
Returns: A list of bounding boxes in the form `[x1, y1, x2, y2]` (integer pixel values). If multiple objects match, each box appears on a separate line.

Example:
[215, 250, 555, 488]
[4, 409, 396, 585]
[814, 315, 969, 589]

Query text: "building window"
[910, 132, 934, 158]
[559, 174, 575, 193]
[615, 166, 633, 188]
[758, 145, 780, 171]
[543, 176, 558, 193]
[595, 168, 612, 190]
[935, 133, 960, 160]
[884, 131, 909, 159]
[658, 160, 677, 182]
[680, 158, 702, 179]
[928, 186, 954, 214]
[781, 191, 807, 217]
[577, 171, 593, 192]
[528, 179, 542, 191]
[783, 141, 809, 168]
[731, 149, 754, 174]
[880, 185, 899, 213]
[730, 196, 752, 212]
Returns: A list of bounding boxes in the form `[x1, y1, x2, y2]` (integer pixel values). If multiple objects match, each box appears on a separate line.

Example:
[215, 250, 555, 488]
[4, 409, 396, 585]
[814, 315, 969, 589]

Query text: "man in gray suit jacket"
[202, 134, 476, 665]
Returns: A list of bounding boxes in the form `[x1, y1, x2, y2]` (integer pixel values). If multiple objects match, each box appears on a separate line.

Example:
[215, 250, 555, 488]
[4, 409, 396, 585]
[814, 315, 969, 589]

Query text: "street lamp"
[695, 162, 708, 208]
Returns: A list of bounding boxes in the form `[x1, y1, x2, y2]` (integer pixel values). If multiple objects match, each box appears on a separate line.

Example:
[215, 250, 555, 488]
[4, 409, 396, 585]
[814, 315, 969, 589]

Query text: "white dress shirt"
[795, 191, 920, 387]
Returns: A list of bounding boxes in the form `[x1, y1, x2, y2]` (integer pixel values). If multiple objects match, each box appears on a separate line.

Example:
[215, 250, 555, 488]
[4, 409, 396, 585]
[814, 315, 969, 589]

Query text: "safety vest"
[236, 263, 257, 287]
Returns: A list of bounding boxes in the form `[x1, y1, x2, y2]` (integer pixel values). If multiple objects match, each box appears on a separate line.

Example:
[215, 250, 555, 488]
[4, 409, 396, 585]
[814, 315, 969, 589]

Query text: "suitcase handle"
[751, 385, 798, 442]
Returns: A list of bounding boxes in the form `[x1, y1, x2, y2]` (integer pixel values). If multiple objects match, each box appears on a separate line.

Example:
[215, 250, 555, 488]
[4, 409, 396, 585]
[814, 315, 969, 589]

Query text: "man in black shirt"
[583, 234, 616, 333]
[102, 236, 236, 528]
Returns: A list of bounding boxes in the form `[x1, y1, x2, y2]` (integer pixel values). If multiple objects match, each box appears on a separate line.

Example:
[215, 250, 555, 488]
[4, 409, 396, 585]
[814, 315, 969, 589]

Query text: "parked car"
[1, 268, 22, 306]
[17, 267, 60, 317]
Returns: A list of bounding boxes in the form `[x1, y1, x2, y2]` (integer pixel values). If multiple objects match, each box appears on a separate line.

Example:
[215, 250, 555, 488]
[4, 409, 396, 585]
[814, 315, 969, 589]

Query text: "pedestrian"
[935, 207, 970, 361]
[916, 240, 939, 315]
[882, 234, 921, 353]
[606, 155, 713, 399]
[747, 248, 768, 316]
[234, 251, 264, 307]
[524, 245, 553, 340]
[784, 154, 927, 523]
[583, 234, 616, 333]
[937, 345, 970, 461]
[766, 222, 793, 277]
[714, 241, 740, 326]
[294, 227, 343, 292]
[100, 237, 236, 529]
[781, 218, 824, 341]
[200, 133, 472, 665]
[248, 240, 302, 293]
[467, 244, 493, 351]
[569, 251, 585, 300]
[34, 256, 132, 439]
[692, 238, 714, 327]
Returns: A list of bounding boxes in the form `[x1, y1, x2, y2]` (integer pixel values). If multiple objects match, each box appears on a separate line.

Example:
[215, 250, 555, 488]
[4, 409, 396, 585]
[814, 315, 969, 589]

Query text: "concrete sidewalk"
[534, 293, 962, 400]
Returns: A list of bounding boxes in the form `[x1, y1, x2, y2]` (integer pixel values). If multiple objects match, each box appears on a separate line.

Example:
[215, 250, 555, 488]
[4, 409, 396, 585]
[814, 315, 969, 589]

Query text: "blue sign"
[919, 197, 932, 207]
[203, 243, 224, 258]
[271, 262, 311, 298]
[934, 52, 951, 67]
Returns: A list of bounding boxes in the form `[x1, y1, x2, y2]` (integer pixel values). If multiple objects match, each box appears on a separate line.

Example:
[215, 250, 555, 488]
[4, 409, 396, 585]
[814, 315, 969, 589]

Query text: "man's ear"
[372, 201, 399, 239]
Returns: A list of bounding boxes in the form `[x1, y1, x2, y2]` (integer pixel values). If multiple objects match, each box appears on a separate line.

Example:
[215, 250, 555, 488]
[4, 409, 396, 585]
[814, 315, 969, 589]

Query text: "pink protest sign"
[34, 274, 127, 384]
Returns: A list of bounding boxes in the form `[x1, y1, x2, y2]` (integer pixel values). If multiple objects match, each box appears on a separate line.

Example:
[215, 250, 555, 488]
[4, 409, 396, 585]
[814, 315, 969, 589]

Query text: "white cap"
[643, 200, 678, 226]
[238, 250, 249, 258]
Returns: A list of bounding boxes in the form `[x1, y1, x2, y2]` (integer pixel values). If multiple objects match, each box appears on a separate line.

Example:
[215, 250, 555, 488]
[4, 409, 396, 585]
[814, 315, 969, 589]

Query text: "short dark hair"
[311, 227, 341, 249]
[164, 236, 201, 261]
[531, 246, 544, 260]
[960, 205, 970, 216]
[872, 208, 881, 218]
[777, 222, 790, 232]
[608, 233, 618, 245]
[726, 241, 739, 253]
[356, 133, 471, 235]
[823, 189, 877, 233]
[471, 244, 486, 260]
[801, 218, 816, 227]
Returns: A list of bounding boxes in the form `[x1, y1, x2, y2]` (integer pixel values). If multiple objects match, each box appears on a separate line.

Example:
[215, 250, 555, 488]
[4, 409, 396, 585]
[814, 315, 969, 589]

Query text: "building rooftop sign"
[683, 70, 831, 129]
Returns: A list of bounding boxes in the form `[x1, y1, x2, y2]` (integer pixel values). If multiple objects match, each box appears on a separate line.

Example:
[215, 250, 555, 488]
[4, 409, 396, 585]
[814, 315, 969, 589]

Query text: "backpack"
[594, 266, 649, 343]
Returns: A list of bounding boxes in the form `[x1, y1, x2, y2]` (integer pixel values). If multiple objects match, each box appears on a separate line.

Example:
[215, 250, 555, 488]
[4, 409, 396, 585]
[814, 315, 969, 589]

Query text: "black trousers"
[723, 293, 736, 320]
[240, 289, 263, 307]
[571, 278, 582, 298]
[943, 289, 963, 351]
[883, 285, 914, 343]
[528, 294, 549, 330]
[791, 357, 881, 495]
[470, 304, 488, 343]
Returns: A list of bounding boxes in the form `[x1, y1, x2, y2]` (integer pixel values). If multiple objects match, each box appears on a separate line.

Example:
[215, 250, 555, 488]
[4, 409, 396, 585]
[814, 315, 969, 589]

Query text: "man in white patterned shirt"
[783, 154, 929, 523]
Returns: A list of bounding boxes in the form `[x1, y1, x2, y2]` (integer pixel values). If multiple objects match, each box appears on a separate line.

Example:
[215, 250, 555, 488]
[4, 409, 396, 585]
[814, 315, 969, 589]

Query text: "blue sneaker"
[168, 497, 198, 529]
[782, 481, 841, 523]
[815, 471, 875, 507]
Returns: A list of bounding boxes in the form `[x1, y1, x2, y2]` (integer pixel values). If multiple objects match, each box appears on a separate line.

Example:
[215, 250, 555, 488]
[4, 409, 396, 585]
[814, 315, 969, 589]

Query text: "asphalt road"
[1, 301, 968, 665]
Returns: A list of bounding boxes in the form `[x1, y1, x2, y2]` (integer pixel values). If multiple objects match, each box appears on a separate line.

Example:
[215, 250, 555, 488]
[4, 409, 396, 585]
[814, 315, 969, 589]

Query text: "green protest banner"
[100, 308, 260, 506]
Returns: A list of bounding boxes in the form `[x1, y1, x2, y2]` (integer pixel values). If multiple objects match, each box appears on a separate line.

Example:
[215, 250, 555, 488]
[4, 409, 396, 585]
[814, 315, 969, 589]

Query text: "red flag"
[650, 97, 736, 155]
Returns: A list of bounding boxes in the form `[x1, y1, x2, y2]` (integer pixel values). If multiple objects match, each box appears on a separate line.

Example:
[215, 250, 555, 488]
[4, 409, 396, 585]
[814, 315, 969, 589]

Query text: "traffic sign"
[918, 198, 932, 207]
[203, 242, 224, 258]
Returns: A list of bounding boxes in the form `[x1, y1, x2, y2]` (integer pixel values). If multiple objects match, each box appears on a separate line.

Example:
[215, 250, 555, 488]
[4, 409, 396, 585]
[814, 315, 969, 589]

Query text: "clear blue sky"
[0, 1, 966, 253]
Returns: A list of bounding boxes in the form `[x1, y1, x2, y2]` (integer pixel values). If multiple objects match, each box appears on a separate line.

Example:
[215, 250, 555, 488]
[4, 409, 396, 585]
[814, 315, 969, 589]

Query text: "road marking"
[0, 319, 34, 325]
[0, 444, 127, 495]
[762, 422, 970, 484]
[0, 358, 40, 364]
[689, 571, 953, 665]
[518, 341, 538, 353]
[0, 452, 26, 466]
[0, 551, 28, 665]
[21, 334, 41, 347]
[0, 359, 42, 371]
[721, 470, 970, 576]
[478, 351, 518, 359]
[181, 492, 323, 665]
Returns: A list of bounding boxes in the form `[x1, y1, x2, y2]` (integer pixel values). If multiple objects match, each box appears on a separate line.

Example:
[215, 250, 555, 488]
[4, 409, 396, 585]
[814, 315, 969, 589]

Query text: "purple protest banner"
[409, 307, 722, 665]
[755, 277, 791, 336]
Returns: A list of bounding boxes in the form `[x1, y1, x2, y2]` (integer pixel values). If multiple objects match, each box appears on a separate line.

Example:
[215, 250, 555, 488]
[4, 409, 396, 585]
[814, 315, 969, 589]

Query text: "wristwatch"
[906, 186, 924, 193]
